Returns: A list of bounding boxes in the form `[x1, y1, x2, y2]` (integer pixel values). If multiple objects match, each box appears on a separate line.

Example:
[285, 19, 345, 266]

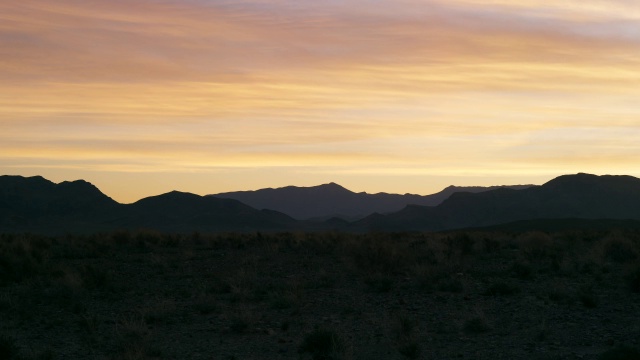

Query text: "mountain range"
[351, 173, 640, 231]
[0, 176, 296, 233]
[210, 183, 533, 220]
[2, 173, 640, 234]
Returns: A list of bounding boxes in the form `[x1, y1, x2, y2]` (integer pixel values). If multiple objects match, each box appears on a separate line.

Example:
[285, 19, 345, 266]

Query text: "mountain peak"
[543, 173, 604, 188]
[316, 182, 350, 192]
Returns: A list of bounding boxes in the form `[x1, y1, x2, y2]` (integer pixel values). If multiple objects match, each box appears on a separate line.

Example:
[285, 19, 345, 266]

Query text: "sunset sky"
[2, 0, 640, 203]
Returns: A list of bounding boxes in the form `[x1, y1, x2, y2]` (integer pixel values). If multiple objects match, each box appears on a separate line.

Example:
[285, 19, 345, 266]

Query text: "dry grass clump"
[298, 328, 346, 360]
[389, 312, 421, 359]
[598, 345, 640, 360]
[463, 314, 491, 334]
[0, 234, 51, 286]
[114, 313, 161, 360]
[600, 232, 639, 264]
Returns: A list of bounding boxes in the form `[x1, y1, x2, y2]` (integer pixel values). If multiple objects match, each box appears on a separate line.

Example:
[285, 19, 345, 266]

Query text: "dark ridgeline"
[0, 175, 120, 233]
[2, 173, 640, 234]
[115, 191, 296, 232]
[0, 175, 296, 234]
[209, 182, 533, 220]
[354, 173, 640, 231]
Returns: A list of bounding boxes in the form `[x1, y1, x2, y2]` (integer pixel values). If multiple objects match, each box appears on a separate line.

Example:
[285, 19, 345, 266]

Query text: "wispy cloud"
[1, 0, 640, 201]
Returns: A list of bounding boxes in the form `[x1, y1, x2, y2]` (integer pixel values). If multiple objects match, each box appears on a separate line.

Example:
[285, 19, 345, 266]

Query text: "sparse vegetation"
[463, 315, 491, 334]
[627, 264, 640, 293]
[298, 328, 345, 360]
[0, 333, 19, 360]
[391, 313, 421, 359]
[598, 345, 640, 360]
[483, 280, 520, 296]
[1, 229, 639, 359]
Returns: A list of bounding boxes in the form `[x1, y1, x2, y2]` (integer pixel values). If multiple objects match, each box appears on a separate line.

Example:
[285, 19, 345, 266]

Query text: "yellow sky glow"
[1, 0, 640, 203]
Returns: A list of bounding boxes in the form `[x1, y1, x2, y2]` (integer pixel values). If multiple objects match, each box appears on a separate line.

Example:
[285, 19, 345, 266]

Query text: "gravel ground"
[1, 230, 639, 360]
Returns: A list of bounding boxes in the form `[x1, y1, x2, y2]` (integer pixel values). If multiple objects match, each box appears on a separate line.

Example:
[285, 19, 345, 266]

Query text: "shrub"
[511, 261, 534, 280]
[392, 314, 417, 339]
[141, 299, 176, 324]
[602, 235, 638, 264]
[545, 282, 575, 305]
[298, 328, 344, 360]
[578, 286, 598, 308]
[450, 233, 475, 256]
[483, 281, 520, 296]
[398, 342, 421, 359]
[534, 319, 549, 342]
[78, 264, 110, 290]
[0, 333, 19, 359]
[269, 293, 295, 310]
[347, 236, 410, 275]
[391, 314, 421, 359]
[437, 277, 464, 293]
[598, 345, 640, 360]
[364, 274, 395, 293]
[192, 296, 217, 315]
[627, 265, 640, 293]
[518, 231, 554, 260]
[229, 317, 249, 334]
[463, 316, 490, 334]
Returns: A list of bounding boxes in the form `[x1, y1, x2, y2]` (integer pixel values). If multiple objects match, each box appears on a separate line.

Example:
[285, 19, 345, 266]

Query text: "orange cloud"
[1, 0, 640, 202]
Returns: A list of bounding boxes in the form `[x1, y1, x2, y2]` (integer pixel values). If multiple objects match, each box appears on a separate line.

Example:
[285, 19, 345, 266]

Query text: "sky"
[1, 0, 640, 203]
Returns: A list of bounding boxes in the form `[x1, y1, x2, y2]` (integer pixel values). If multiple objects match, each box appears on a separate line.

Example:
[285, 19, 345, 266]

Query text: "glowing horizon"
[2, 0, 640, 203]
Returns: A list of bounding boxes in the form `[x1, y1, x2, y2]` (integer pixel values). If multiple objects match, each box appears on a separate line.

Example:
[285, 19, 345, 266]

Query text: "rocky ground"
[1, 229, 639, 360]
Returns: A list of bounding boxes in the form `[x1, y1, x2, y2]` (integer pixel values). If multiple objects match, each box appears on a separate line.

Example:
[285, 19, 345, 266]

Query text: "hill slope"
[114, 191, 297, 232]
[210, 183, 533, 220]
[355, 173, 640, 231]
[4, 173, 640, 234]
[0, 175, 120, 232]
[0, 176, 296, 233]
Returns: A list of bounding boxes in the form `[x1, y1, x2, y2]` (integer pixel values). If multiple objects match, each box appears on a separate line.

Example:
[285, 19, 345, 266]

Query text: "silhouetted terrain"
[0, 176, 296, 234]
[210, 183, 533, 220]
[355, 173, 640, 232]
[0, 175, 120, 233]
[3, 173, 640, 234]
[112, 191, 298, 232]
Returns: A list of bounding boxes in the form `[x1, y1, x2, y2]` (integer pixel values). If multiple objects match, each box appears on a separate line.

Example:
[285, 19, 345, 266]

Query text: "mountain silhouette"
[3, 173, 640, 234]
[354, 173, 640, 231]
[113, 191, 297, 232]
[0, 176, 295, 233]
[210, 183, 533, 220]
[0, 175, 120, 232]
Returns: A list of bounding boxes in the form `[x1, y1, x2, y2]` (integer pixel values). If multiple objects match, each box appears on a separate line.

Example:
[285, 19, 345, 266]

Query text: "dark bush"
[298, 328, 344, 360]
[603, 238, 638, 263]
[511, 261, 534, 280]
[483, 281, 520, 296]
[579, 286, 598, 308]
[627, 266, 640, 293]
[398, 342, 421, 359]
[598, 345, 640, 360]
[0, 333, 19, 359]
[437, 277, 464, 293]
[463, 316, 491, 334]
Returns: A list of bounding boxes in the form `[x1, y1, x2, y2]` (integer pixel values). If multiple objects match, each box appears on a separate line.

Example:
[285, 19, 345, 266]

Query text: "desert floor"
[1, 230, 640, 360]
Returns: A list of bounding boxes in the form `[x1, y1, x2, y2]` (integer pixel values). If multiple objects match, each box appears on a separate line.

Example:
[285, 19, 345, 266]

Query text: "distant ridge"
[353, 173, 640, 232]
[0, 175, 121, 233]
[111, 191, 297, 233]
[209, 183, 533, 220]
[2, 173, 640, 234]
[0, 176, 295, 234]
